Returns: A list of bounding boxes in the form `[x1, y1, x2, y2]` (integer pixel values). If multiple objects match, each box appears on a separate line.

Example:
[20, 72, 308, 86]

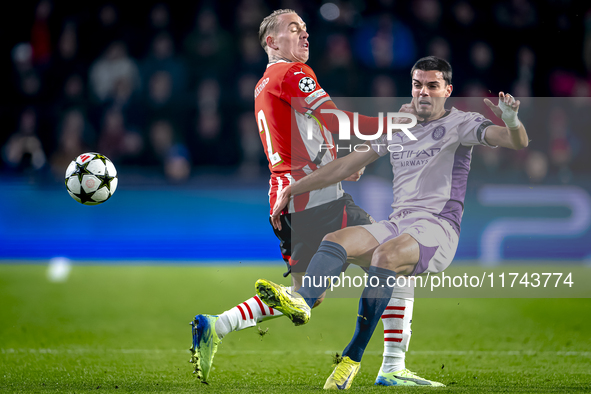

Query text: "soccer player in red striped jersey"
[254, 12, 400, 214]
[262, 56, 528, 389]
[189, 9, 414, 384]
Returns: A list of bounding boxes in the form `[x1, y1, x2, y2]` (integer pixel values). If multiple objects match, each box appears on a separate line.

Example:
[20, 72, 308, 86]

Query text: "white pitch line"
[2, 349, 590, 357]
[337, 350, 591, 357]
[407, 350, 591, 357]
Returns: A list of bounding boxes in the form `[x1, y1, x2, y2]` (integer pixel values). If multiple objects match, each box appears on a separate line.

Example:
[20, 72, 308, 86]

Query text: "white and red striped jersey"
[254, 61, 342, 214]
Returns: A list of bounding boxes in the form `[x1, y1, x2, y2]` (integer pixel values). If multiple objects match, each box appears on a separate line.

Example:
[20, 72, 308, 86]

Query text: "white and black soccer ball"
[65, 152, 118, 205]
[298, 77, 316, 93]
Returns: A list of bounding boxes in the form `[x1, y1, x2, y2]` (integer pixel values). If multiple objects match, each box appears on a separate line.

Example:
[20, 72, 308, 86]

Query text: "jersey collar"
[267, 60, 290, 68]
[418, 109, 451, 127]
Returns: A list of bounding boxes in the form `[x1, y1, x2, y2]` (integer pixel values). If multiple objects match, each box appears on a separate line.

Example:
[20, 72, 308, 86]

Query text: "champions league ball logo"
[432, 126, 446, 141]
[299, 77, 316, 93]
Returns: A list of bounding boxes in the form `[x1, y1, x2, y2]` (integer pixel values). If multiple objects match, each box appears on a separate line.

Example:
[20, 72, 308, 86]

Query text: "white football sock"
[381, 296, 414, 372]
[214, 294, 284, 339]
[380, 277, 415, 374]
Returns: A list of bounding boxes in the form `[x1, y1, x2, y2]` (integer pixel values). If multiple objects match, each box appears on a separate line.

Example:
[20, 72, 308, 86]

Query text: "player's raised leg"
[189, 293, 290, 382]
[189, 314, 221, 382]
[256, 226, 378, 324]
[190, 271, 333, 382]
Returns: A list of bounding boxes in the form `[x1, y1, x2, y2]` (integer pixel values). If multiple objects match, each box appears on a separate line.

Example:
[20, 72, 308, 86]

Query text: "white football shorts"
[360, 211, 459, 276]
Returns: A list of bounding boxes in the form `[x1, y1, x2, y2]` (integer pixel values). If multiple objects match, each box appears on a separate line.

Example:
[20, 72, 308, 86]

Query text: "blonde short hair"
[258, 9, 296, 52]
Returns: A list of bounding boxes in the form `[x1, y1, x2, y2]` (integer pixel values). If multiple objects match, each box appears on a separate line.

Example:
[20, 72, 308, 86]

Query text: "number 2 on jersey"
[258, 110, 282, 166]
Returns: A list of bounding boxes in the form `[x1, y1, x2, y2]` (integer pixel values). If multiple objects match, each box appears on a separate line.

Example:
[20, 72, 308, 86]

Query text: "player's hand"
[396, 99, 424, 123]
[484, 92, 520, 128]
[343, 167, 365, 182]
[271, 184, 291, 230]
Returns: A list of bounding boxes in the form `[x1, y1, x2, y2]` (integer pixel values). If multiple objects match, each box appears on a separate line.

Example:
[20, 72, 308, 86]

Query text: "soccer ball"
[65, 152, 118, 205]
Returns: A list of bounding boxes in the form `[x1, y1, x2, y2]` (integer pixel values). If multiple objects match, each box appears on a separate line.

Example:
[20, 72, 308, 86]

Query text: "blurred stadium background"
[2, 2, 591, 392]
[1, 0, 591, 264]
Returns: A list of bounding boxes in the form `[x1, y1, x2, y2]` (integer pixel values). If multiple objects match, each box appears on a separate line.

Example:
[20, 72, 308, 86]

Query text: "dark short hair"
[410, 56, 452, 85]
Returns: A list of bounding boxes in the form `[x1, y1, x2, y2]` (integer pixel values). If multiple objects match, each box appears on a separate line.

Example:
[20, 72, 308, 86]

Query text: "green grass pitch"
[1, 263, 590, 393]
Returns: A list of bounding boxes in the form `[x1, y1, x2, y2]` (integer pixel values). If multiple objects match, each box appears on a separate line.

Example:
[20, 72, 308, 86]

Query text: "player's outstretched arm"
[270, 147, 379, 230]
[483, 92, 529, 150]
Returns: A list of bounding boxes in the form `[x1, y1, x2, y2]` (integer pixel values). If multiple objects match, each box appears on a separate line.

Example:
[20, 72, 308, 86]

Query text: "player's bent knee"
[322, 231, 341, 244]
[371, 244, 414, 275]
[321, 228, 360, 255]
[371, 247, 395, 270]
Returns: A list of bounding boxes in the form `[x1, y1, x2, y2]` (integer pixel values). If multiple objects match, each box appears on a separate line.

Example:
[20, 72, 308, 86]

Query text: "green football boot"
[324, 356, 361, 390]
[375, 368, 445, 387]
[255, 279, 310, 326]
[189, 314, 221, 382]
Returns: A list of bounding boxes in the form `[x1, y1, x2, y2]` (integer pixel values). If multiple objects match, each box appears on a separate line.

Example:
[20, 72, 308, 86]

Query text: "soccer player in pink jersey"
[189, 9, 415, 384]
[260, 56, 529, 389]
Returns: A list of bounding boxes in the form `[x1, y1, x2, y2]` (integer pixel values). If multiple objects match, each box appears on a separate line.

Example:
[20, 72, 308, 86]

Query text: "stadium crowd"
[2, 0, 590, 184]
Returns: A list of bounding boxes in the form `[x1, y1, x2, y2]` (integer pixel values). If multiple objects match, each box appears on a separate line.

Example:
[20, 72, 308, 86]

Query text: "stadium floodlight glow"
[320, 3, 340, 21]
